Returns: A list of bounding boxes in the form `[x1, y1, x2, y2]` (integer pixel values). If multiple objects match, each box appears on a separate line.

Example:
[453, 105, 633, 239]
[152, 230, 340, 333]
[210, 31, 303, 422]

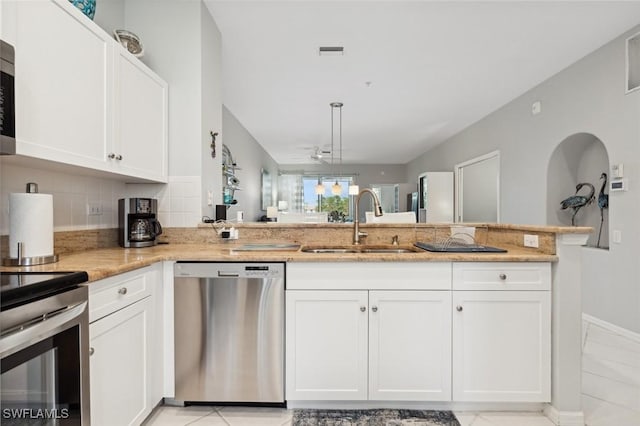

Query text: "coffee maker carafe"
[118, 198, 163, 248]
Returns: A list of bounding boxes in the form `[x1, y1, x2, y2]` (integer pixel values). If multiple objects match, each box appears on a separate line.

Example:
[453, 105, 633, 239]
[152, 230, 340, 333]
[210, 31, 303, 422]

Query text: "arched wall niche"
[547, 133, 610, 248]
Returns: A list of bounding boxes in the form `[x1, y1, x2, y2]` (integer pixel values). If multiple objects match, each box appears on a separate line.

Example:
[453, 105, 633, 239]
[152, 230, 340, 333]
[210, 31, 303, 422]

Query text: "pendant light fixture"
[315, 180, 324, 195]
[330, 102, 343, 195]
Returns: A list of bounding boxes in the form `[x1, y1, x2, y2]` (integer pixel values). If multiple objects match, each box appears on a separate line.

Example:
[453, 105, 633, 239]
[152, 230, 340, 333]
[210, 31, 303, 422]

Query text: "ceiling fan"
[309, 146, 331, 163]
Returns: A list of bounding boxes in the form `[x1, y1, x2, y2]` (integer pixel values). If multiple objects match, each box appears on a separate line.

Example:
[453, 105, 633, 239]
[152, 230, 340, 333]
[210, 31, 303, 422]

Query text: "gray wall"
[124, 0, 223, 221]
[547, 133, 609, 247]
[222, 107, 279, 222]
[407, 25, 640, 333]
[92, 0, 124, 36]
[125, 0, 205, 178]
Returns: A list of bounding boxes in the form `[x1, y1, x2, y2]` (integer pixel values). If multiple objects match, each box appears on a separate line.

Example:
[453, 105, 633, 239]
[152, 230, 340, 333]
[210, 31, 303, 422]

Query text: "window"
[279, 173, 354, 220]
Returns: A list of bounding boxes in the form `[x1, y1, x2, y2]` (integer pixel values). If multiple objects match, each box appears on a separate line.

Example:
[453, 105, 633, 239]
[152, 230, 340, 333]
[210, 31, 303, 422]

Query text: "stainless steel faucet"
[353, 188, 383, 245]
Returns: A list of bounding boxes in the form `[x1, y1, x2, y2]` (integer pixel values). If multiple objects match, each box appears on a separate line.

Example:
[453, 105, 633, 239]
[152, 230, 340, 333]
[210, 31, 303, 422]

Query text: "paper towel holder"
[2, 183, 59, 266]
[3, 242, 59, 266]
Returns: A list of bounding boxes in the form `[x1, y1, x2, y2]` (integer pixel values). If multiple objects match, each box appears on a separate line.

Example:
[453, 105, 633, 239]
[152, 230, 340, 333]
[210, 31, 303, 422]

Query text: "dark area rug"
[291, 409, 460, 426]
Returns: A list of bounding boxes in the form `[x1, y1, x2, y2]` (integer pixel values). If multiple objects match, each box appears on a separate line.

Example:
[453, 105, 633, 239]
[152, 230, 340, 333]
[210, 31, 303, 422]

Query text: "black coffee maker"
[118, 198, 163, 248]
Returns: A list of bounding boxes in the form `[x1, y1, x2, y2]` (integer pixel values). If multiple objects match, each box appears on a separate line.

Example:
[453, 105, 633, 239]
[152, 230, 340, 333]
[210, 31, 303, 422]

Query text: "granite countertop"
[1, 243, 558, 283]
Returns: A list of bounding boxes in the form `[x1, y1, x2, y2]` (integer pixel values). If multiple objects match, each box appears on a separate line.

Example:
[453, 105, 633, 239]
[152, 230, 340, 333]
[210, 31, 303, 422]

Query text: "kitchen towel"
[9, 192, 54, 258]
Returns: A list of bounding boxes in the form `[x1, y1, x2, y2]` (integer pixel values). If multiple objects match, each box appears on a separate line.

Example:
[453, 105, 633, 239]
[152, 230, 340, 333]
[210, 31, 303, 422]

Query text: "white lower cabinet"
[286, 291, 369, 400]
[89, 296, 152, 426]
[88, 265, 163, 425]
[369, 291, 451, 401]
[286, 261, 552, 405]
[285, 263, 452, 402]
[452, 262, 551, 402]
[452, 290, 551, 402]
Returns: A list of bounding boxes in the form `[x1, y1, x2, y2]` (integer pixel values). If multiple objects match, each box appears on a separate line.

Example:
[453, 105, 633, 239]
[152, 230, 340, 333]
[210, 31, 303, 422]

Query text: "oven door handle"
[0, 301, 88, 357]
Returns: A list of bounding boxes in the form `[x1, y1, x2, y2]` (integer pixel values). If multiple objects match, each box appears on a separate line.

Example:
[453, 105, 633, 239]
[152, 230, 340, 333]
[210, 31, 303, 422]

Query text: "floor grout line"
[213, 407, 231, 426]
[582, 367, 640, 388]
[183, 407, 216, 426]
[582, 392, 640, 415]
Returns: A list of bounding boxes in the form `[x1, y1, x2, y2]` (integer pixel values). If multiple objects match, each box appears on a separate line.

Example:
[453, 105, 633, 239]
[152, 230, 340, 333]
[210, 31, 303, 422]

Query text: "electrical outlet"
[524, 234, 539, 248]
[87, 203, 103, 216]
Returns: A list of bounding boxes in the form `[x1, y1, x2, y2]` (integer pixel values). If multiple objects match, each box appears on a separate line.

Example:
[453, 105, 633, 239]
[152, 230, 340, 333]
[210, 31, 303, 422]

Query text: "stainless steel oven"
[0, 39, 16, 155]
[0, 272, 90, 425]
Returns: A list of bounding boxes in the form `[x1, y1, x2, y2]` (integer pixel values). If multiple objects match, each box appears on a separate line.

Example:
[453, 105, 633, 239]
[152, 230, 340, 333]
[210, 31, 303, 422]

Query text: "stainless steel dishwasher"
[173, 262, 285, 404]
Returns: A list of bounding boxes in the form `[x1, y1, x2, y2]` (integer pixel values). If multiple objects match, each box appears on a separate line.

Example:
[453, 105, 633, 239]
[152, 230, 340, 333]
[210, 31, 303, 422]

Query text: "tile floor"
[581, 321, 640, 426]
[145, 320, 640, 426]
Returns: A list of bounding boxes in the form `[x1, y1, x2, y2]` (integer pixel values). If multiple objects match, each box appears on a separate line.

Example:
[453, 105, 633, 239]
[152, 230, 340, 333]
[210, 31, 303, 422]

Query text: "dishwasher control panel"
[174, 262, 285, 279]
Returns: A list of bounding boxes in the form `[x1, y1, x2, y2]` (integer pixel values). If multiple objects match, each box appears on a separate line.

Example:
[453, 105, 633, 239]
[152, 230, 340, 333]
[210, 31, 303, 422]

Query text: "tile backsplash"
[0, 162, 202, 234]
[126, 176, 202, 228]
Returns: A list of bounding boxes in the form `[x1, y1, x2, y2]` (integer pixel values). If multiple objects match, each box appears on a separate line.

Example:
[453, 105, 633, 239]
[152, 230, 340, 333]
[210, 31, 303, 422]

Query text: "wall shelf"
[222, 144, 240, 206]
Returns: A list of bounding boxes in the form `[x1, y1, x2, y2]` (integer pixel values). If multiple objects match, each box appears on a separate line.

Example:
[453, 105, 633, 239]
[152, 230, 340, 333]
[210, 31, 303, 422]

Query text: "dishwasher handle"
[217, 271, 240, 277]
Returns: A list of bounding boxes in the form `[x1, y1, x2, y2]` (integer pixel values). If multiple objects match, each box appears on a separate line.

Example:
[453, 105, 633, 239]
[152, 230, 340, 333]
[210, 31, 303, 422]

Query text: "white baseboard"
[287, 400, 545, 412]
[544, 405, 585, 426]
[582, 313, 640, 344]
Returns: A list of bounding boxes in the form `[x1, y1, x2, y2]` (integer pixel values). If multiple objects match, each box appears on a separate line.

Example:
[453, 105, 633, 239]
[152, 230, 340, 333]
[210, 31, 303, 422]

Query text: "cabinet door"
[286, 290, 368, 400]
[452, 291, 551, 402]
[114, 52, 168, 182]
[369, 291, 451, 401]
[14, 0, 112, 169]
[90, 296, 153, 426]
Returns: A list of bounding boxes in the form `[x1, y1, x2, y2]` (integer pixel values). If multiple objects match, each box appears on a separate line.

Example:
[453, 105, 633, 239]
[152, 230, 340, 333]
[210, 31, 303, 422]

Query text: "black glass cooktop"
[0, 271, 89, 310]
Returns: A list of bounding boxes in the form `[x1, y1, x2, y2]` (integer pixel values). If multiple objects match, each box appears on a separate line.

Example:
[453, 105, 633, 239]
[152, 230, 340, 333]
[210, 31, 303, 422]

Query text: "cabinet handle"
[108, 153, 116, 159]
[499, 273, 507, 280]
[89, 347, 95, 356]
[360, 306, 366, 312]
[118, 287, 128, 295]
[456, 305, 463, 312]
[115, 154, 123, 161]
[371, 306, 378, 313]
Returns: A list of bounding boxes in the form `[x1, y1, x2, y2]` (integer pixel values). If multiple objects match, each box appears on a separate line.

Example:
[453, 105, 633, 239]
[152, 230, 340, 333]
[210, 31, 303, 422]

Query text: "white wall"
[222, 107, 279, 221]
[200, 3, 223, 219]
[407, 25, 640, 333]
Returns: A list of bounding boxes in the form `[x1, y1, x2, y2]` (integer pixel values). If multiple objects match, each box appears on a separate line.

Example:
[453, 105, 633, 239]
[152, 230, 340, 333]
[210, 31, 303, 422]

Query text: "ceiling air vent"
[319, 46, 344, 56]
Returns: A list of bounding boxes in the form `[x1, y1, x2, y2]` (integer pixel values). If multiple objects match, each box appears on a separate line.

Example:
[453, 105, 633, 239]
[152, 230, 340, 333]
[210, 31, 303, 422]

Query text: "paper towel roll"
[9, 193, 54, 258]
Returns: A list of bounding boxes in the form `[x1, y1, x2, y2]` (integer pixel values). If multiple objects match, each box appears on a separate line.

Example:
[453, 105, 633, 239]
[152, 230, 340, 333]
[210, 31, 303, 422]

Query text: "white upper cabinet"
[14, 0, 112, 169]
[10, 0, 167, 182]
[114, 51, 168, 181]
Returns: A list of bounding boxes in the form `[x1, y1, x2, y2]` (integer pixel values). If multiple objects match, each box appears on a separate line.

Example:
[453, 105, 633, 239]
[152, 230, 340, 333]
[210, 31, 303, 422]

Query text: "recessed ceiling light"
[319, 46, 344, 56]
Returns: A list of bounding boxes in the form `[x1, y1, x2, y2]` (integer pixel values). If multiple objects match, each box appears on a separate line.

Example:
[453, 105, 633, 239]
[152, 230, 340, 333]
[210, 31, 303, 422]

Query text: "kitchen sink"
[300, 246, 420, 254]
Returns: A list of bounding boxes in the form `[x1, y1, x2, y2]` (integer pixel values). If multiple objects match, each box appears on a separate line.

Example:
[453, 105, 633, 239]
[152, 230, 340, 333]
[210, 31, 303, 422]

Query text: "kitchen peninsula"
[1, 222, 591, 426]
